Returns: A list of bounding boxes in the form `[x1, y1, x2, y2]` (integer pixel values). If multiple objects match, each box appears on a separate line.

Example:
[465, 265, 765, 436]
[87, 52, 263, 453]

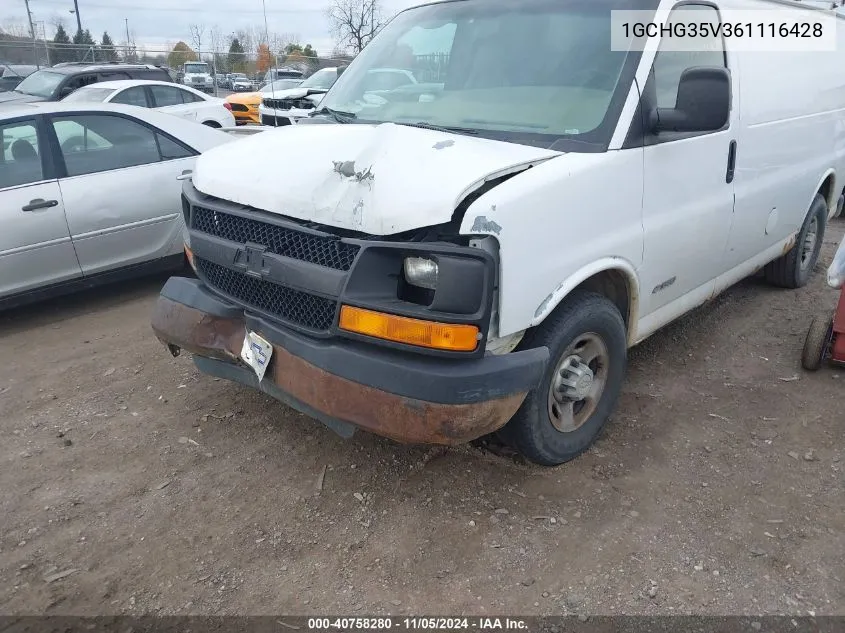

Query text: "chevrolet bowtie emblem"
[234, 242, 268, 279]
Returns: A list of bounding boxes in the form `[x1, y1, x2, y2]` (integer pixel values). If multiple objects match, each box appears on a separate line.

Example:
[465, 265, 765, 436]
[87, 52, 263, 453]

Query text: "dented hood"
[191, 122, 561, 235]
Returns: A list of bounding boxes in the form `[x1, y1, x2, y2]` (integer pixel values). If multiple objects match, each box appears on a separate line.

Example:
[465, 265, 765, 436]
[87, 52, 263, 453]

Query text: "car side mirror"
[649, 66, 730, 134]
[59, 86, 74, 99]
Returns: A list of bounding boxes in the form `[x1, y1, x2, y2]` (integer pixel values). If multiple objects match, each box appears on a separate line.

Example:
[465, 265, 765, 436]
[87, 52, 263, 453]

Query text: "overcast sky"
[2, 0, 421, 57]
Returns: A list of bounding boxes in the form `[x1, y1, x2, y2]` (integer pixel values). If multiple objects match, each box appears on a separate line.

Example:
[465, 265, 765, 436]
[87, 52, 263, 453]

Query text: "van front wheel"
[499, 291, 627, 467]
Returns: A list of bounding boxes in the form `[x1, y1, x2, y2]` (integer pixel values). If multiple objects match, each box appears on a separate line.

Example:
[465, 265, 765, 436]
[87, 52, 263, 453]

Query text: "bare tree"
[209, 26, 224, 55]
[0, 20, 30, 38]
[49, 14, 66, 35]
[327, 0, 384, 54]
[267, 31, 297, 57]
[209, 25, 226, 71]
[121, 27, 138, 63]
[189, 23, 206, 60]
[235, 28, 256, 58]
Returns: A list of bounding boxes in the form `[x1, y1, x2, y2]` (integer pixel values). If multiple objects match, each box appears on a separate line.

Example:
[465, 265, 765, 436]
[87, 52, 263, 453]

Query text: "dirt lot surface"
[1, 221, 843, 617]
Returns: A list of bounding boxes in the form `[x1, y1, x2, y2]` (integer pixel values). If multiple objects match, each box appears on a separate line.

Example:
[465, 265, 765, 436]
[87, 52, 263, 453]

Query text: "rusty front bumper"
[151, 278, 548, 446]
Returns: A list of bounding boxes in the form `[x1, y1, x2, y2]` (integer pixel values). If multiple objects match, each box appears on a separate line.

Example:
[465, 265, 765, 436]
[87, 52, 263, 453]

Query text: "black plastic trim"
[160, 277, 550, 405]
[190, 232, 347, 298]
[182, 181, 498, 359]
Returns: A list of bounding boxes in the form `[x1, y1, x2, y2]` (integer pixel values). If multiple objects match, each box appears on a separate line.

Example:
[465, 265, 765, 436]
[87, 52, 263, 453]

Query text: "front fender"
[458, 149, 645, 343]
[529, 258, 641, 337]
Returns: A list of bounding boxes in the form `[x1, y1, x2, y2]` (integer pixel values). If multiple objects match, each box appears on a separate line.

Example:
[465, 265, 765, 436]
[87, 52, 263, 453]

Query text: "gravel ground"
[0, 221, 843, 616]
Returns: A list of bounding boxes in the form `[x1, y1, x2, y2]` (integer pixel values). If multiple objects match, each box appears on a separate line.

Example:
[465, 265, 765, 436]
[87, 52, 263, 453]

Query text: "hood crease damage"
[191, 122, 560, 236]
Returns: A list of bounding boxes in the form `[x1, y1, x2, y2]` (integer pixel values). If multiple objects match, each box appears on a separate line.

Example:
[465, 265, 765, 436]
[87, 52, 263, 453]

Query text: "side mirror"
[58, 86, 74, 99]
[650, 66, 730, 134]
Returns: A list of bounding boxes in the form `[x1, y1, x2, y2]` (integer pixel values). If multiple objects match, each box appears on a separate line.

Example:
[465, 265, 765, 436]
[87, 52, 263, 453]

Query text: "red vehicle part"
[832, 287, 845, 364]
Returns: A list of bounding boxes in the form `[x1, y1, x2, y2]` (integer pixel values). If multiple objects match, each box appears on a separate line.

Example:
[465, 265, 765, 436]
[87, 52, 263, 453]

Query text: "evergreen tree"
[51, 24, 72, 64]
[227, 38, 245, 73]
[99, 31, 118, 62]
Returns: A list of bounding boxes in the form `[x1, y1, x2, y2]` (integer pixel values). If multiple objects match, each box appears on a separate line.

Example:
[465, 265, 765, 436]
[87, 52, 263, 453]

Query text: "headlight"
[403, 257, 438, 290]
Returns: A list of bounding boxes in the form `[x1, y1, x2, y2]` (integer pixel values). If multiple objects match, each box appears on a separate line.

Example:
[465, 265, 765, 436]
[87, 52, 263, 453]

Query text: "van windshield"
[319, 0, 652, 149]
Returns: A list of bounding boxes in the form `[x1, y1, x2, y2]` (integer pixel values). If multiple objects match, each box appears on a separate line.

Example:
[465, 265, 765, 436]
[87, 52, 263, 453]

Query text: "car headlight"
[403, 257, 438, 290]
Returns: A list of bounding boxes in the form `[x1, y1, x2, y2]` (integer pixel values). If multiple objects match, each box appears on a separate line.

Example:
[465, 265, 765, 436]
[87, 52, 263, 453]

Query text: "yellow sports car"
[225, 78, 303, 125]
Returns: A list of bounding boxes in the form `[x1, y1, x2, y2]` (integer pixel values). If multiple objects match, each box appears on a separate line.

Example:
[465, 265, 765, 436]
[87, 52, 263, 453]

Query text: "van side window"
[652, 5, 727, 109]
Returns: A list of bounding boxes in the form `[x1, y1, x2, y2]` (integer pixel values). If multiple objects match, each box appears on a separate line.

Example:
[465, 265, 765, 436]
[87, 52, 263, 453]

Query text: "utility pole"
[23, 0, 41, 69]
[72, 0, 82, 33]
[125, 18, 131, 61]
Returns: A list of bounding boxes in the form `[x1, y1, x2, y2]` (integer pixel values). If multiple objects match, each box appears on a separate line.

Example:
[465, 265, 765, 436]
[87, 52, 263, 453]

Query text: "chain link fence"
[0, 35, 452, 99]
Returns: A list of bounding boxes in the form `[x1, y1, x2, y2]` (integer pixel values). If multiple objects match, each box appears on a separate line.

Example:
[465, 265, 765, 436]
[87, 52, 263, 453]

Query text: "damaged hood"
[191, 122, 561, 235]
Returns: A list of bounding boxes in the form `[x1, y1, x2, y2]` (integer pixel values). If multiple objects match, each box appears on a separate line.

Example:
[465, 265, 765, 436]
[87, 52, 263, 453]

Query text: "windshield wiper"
[395, 121, 479, 136]
[310, 106, 357, 123]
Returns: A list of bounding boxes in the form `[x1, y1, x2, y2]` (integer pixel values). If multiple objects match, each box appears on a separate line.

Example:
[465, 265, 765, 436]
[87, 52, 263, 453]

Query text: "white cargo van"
[152, 0, 845, 466]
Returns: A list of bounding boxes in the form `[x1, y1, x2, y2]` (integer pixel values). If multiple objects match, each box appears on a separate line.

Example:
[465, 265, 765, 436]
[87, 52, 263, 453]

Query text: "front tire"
[498, 291, 628, 467]
[764, 194, 827, 288]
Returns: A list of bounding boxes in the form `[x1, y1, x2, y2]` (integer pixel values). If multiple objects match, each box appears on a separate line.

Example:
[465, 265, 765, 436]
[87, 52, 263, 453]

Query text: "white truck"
[152, 0, 845, 466]
[179, 62, 213, 94]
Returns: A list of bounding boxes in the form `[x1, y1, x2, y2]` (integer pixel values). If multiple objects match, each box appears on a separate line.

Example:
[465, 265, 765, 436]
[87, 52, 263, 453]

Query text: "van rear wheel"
[764, 194, 827, 288]
[498, 291, 627, 466]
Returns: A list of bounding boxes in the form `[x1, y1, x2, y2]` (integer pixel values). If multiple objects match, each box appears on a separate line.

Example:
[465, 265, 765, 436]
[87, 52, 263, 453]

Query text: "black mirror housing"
[650, 66, 731, 134]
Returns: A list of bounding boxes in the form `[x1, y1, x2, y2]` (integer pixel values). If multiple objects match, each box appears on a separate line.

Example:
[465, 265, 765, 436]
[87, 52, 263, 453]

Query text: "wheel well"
[202, 120, 221, 128]
[818, 174, 836, 210]
[572, 270, 632, 331]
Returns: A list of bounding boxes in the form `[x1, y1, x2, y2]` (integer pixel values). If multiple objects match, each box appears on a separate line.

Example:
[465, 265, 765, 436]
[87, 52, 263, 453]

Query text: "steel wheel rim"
[801, 216, 819, 270]
[548, 333, 609, 433]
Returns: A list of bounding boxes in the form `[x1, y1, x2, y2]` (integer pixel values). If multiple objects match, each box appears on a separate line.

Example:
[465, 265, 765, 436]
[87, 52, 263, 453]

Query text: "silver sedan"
[1, 101, 235, 309]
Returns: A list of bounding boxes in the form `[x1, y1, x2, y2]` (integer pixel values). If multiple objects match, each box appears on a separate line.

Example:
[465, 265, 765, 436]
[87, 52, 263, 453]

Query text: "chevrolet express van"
[152, 0, 845, 465]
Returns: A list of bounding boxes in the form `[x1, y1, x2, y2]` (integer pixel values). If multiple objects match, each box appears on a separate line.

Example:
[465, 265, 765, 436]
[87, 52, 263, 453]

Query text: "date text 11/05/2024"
[306, 618, 529, 630]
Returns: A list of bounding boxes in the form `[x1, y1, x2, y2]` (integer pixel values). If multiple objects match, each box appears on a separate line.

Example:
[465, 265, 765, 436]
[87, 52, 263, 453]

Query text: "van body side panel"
[725, 0, 845, 269]
[458, 150, 645, 339]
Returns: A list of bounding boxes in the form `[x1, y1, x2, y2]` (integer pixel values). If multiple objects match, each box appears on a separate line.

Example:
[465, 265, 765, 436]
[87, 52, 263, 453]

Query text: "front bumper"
[232, 110, 259, 125]
[151, 277, 548, 445]
[259, 107, 311, 127]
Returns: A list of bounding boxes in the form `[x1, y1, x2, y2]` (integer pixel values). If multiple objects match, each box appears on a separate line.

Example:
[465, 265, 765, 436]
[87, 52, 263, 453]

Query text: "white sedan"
[0, 101, 236, 309]
[62, 80, 236, 128]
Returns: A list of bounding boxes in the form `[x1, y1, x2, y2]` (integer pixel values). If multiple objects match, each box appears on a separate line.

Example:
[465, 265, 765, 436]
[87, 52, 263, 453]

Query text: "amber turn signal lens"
[339, 305, 479, 352]
[184, 244, 197, 272]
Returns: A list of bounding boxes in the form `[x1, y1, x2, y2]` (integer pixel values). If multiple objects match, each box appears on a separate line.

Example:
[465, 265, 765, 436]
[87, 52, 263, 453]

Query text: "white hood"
[191, 122, 561, 235]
